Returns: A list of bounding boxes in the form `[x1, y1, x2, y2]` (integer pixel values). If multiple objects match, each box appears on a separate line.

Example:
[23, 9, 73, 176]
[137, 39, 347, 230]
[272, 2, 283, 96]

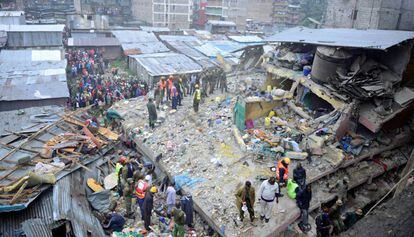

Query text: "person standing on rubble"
[296, 184, 312, 232]
[154, 83, 162, 109]
[171, 83, 179, 110]
[160, 77, 167, 103]
[123, 178, 134, 218]
[116, 156, 127, 196]
[293, 163, 307, 189]
[189, 74, 197, 95]
[135, 176, 150, 219]
[193, 84, 202, 113]
[166, 183, 176, 217]
[167, 75, 174, 101]
[235, 180, 256, 222]
[143, 186, 157, 231]
[329, 199, 345, 235]
[172, 202, 186, 237]
[316, 206, 332, 237]
[276, 158, 290, 186]
[147, 98, 157, 129]
[220, 69, 227, 93]
[258, 177, 280, 223]
[177, 78, 184, 106]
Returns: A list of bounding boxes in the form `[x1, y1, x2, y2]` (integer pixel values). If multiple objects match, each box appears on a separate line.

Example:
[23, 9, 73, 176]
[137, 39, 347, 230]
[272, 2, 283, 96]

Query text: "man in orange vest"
[167, 75, 174, 101]
[135, 175, 150, 218]
[276, 158, 290, 186]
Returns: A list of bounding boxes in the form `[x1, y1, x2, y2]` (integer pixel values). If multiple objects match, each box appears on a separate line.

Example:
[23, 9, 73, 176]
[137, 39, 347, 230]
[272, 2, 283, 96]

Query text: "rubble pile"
[330, 55, 400, 100]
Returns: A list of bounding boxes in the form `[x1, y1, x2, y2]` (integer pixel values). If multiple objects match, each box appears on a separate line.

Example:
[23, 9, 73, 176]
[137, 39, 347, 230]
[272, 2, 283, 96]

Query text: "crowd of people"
[235, 159, 363, 236]
[66, 48, 149, 109]
[101, 151, 189, 237]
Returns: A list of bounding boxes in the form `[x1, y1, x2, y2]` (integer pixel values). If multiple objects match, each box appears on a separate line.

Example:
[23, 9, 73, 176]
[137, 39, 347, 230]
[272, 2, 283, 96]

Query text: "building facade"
[324, 0, 414, 31]
[272, 0, 301, 28]
[132, 0, 193, 30]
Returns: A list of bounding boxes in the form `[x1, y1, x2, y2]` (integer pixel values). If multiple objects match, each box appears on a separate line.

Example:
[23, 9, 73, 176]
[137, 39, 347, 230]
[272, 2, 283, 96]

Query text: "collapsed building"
[109, 27, 414, 237]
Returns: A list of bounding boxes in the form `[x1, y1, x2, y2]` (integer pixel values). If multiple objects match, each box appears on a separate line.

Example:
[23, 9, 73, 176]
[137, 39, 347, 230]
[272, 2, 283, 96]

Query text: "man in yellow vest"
[116, 156, 127, 196]
[193, 84, 201, 113]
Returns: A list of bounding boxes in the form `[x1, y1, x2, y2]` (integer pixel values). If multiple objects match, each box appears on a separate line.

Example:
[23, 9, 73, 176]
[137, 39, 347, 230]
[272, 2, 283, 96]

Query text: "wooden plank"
[394, 147, 414, 197]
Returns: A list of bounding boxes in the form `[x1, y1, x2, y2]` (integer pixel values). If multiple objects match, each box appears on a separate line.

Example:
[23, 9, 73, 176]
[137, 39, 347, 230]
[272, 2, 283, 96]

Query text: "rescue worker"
[116, 156, 127, 196]
[193, 84, 201, 113]
[177, 78, 184, 106]
[293, 163, 307, 189]
[344, 208, 363, 230]
[220, 69, 227, 93]
[296, 184, 312, 232]
[172, 202, 186, 237]
[123, 178, 134, 218]
[147, 98, 157, 129]
[167, 75, 174, 101]
[329, 199, 345, 235]
[235, 180, 255, 222]
[258, 177, 280, 223]
[316, 207, 332, 237]
[276, 158, 290, 186]
[154, 83, 162, 109]
[160, 77, 167, 103]
[135, 176, 150, 218]
[103, 212, 125, 235]
[189, 74, 197, 95]
[143, 186, 157, 231]
[121, 158, 135, 183]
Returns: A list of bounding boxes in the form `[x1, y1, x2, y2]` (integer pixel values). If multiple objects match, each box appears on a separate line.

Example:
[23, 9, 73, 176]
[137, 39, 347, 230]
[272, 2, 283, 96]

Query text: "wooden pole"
[393, 148, 414, 198]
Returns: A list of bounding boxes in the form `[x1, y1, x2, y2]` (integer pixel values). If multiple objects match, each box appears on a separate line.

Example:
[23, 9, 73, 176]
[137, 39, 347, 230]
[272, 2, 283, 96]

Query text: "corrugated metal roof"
[67, 37, 120, 47]
[228, 35, 263, 43]
[22, 218, 53, 237]
[0, 11, 24, 17]
[265, 27, 414, 50]
[140, 26, 170, 32]
[5, 24, 65, 32]
[112, 30, 170, 55]
[0, 49, 68, 101]
[0, 108, 120, 214]
[159, 35, 200, 42]
[159, 35, 217, 68]
[129, 52, 203, 76]
[121, 42, 170, 55]
[0, 188, 54, 236]
[206, 20, 236, 26]
[53, 170, 106, 237]
[0, 105, 64, 136]
[0, 49, 63, 62]
[112, 30, 159, 43]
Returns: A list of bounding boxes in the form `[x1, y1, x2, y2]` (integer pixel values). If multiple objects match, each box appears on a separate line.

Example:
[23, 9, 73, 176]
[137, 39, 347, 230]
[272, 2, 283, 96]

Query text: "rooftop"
[265, 27, 414, 50]
[0, 50, 68, 102]
[129, 52, 203, 76]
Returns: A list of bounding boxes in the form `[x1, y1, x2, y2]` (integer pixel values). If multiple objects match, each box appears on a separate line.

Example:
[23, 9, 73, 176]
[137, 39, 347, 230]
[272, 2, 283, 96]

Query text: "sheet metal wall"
[0, 98, 67, 112]
[7, 31, 63, 47]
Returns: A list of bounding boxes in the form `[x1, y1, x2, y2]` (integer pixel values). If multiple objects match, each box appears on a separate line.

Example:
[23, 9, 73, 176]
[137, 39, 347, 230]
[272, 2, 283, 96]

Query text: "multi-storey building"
[324, 0, 414, 31]
[272, 0, 301, 28]
[132, 0, 193, 30]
